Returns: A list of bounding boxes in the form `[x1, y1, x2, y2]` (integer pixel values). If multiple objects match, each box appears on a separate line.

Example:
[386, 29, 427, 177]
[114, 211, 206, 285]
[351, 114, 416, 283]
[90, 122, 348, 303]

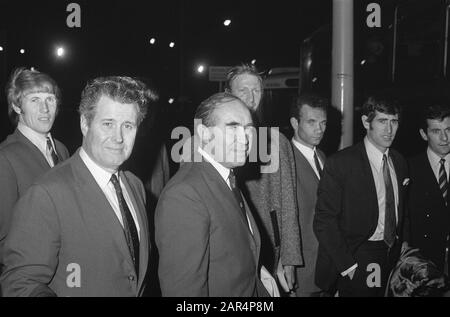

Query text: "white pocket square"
[403, 178, 410, 186]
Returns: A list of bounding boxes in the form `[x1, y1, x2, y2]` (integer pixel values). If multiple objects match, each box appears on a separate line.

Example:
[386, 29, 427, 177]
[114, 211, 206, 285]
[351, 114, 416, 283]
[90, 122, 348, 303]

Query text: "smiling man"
[156, 92, 270, 296]
[0, 68, 69, 272]
[1, 76, 155, 297]
[314, 95, 409, 297]
[408, 104, 450, 275]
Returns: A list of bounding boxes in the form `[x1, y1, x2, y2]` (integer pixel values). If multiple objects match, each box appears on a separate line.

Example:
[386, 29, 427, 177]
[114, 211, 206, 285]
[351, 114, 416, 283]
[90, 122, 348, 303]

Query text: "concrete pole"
[332, 0, 354, 149]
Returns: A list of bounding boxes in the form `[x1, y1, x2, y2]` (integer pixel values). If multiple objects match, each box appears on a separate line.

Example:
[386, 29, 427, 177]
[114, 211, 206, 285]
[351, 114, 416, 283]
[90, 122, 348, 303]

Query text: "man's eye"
[103, 122, 113, 127]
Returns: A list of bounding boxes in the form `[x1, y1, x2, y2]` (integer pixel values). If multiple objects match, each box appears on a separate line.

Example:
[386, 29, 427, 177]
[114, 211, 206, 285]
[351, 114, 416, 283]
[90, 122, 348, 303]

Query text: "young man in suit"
[289, 93, 328, 297]
[156, 92, 271, 296]
[408, 104, 450, 274]
[314, 95, 409, 297]
[1, 76, 155, 296]
[226, 64, 302, 293]
[0, 68, 69, 270]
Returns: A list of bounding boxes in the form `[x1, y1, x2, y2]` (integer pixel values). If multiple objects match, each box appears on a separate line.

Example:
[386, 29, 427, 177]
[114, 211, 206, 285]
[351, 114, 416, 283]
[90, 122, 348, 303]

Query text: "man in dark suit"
[1, 76, 155, 296]
[314, 95, 409, 297]
[408, 104, 450, 274]
[156, 92, 272, 296]
[289, 93, 328, 297]
[226, 64, 302, 292]
[0, 68, 69, 269]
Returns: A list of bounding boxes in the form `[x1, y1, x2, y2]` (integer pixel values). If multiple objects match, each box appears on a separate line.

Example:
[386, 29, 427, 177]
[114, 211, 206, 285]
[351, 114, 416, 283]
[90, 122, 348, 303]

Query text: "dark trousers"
[338, 241, 391, 297]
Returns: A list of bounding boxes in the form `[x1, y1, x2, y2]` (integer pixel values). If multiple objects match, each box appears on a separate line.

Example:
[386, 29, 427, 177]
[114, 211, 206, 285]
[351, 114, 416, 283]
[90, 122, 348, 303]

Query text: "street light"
[197, 65, 205, 74]
[149, 38, 156, 45]
[0, 46, 3, 51]
[224, 19, 231, 27]
[20, 49, 25, 54]
[169, 42, 175, 48]
[56, 47, 65, 57]
[251, 59, 256, 65]
[168, 98, 175, 104]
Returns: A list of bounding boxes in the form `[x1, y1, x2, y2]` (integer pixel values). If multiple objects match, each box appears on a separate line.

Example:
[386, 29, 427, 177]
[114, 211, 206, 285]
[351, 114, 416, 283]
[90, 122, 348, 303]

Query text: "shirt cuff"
[341, 264, 358, 277]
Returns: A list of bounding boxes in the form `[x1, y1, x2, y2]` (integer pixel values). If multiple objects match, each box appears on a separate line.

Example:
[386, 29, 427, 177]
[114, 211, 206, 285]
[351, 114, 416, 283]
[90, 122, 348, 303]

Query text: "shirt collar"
[292, 138, 317, 160]
[18, 121, 51, 153]
[427, 147, 450, 167]
[197, 147, 231, 183]
[79, 147, 118, 189]
[364, 136, 390, 172]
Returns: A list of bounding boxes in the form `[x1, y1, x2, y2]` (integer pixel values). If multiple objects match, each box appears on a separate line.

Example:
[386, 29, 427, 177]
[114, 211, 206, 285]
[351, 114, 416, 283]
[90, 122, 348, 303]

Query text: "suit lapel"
[200, 161, 258, 253]
[15, 129, 51, 169]
[357, 143, 380, 228]
[71, 151, 135, 274]
[292, 143, 320, 184]
[120, 172, 149, 291]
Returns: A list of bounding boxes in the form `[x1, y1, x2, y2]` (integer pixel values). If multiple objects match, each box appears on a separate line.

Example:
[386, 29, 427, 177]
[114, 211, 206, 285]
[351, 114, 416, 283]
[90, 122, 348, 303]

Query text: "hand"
[283, 265, 296, 291]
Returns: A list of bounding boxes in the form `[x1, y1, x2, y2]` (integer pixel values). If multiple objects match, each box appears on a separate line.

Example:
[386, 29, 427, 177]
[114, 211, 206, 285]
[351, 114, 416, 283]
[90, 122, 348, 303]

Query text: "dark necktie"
[313, 150, 323, 178]
[110, 174, 140, 275]
[228, 169, 249, 227]
[46, 137, 59, 166]
[382, 154, 396, 248]
[439, 159, 448, 204]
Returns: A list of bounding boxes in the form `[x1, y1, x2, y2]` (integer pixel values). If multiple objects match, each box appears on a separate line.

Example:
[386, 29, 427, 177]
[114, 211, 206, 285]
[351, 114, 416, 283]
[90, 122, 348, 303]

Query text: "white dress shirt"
[364, 137, 399, 241]
[427, 147, 450, 183]
[79, 147, 140, 239]
[292, 138, 323, 179]
[18, 122, 57, 167]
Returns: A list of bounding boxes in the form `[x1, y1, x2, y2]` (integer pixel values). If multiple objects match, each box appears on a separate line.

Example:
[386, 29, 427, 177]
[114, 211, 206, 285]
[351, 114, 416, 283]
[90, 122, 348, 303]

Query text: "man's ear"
[419, 128, 428, 142]
[196, 123, 211, 143]
[80, 115, 89, 137]
[12, 103, 22, 115]
[290, 117, 298, 132]
[361, 115, 370, 130]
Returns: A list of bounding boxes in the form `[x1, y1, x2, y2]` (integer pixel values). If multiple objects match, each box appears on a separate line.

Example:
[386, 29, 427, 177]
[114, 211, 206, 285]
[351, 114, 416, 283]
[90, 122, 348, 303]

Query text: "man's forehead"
[427, 117, 450, 128]
[232, 74, 261, 87]
[214, 101, 251, 122]
[374, 111, 398, 119]
[23, 90, 55, 97]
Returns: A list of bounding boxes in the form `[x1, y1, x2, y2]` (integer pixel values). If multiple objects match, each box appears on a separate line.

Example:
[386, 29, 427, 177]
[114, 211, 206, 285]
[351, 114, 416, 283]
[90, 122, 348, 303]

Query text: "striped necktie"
[314, 150, 323, 178]
[439, 159, 448, 204]
[46, 137, 59, 166]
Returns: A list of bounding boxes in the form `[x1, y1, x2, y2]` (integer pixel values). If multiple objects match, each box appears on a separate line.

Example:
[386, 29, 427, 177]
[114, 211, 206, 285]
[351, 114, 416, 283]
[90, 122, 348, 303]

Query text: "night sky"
[0, 0, 334, 153]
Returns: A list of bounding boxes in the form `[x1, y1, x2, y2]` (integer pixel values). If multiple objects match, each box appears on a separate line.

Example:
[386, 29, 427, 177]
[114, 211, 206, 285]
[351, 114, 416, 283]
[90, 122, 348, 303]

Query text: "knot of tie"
[46, 137, 59, 166]
[440, 158, 446, 166]
[110, 174, 121, 192]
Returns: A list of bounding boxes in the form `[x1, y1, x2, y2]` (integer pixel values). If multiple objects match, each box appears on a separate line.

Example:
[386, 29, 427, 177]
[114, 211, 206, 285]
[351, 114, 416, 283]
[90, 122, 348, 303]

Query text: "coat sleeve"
[277, 134, 303, 267]
[155, 183, 210, 296]
[313, 157, 356, 274]
[0, 152, 19, 264]
[0, 184, 59, 297]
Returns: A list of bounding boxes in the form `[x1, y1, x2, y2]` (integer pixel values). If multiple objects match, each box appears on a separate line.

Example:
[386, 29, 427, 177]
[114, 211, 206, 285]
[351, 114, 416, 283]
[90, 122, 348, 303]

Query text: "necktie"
[314, 150, 323, 178]
[228, 169, 249, 227]
[110, 174, 140, 275]
[439, 159, 448, 204]
[46, 137, 59, 166]
[382, 154, 396, 248]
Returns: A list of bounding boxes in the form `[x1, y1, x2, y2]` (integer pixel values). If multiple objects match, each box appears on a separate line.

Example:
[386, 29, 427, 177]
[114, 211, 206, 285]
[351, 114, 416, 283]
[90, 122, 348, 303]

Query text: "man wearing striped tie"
[408, 104, 450, 275]
[0, 68, 69, 274]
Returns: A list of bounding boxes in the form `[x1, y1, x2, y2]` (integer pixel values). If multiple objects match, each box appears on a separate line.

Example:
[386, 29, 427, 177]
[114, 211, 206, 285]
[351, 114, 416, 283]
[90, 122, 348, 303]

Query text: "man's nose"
[40, 101, 49, 113]
[114, 127, 124, 143]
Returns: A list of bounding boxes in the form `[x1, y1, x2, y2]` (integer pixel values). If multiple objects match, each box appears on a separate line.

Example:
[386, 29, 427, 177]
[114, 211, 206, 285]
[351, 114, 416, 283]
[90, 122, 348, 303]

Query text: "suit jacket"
[408, 152, 450, 272]
[0, 150, 149, 297]
[292, 143, 325, 294]
[241, 131, 303, 273]
[0, 129, 69, 263]
[313, 142, 408, 292]
[155, 159, 266, 297]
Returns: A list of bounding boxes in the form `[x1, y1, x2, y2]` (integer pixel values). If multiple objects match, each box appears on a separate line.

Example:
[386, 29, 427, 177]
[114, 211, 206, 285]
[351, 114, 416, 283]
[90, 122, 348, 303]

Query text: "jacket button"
[128, 275, 135, 281]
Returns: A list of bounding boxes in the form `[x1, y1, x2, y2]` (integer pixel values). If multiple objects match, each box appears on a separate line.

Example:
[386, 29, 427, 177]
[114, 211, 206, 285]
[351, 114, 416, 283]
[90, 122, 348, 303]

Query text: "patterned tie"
[228, 169, 249, 227]
[439, 159, 448, 204]
[314, 150, 323, 178]
[383, 154, 396, 248]
[46, 137, 59, 166]
[110, 174, 140, 275]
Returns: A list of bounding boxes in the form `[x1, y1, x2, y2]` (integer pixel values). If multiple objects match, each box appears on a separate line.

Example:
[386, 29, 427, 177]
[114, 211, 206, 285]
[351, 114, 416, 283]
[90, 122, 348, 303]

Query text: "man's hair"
[78, 76, 157, 126]
[290, 93, 329, 121]
[420, 104, 450, 131]
[194, 92, 243, 128]
[6, 67, 61, 125]
[362, 94, 401, 123]
[225, 63, 263, 92]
